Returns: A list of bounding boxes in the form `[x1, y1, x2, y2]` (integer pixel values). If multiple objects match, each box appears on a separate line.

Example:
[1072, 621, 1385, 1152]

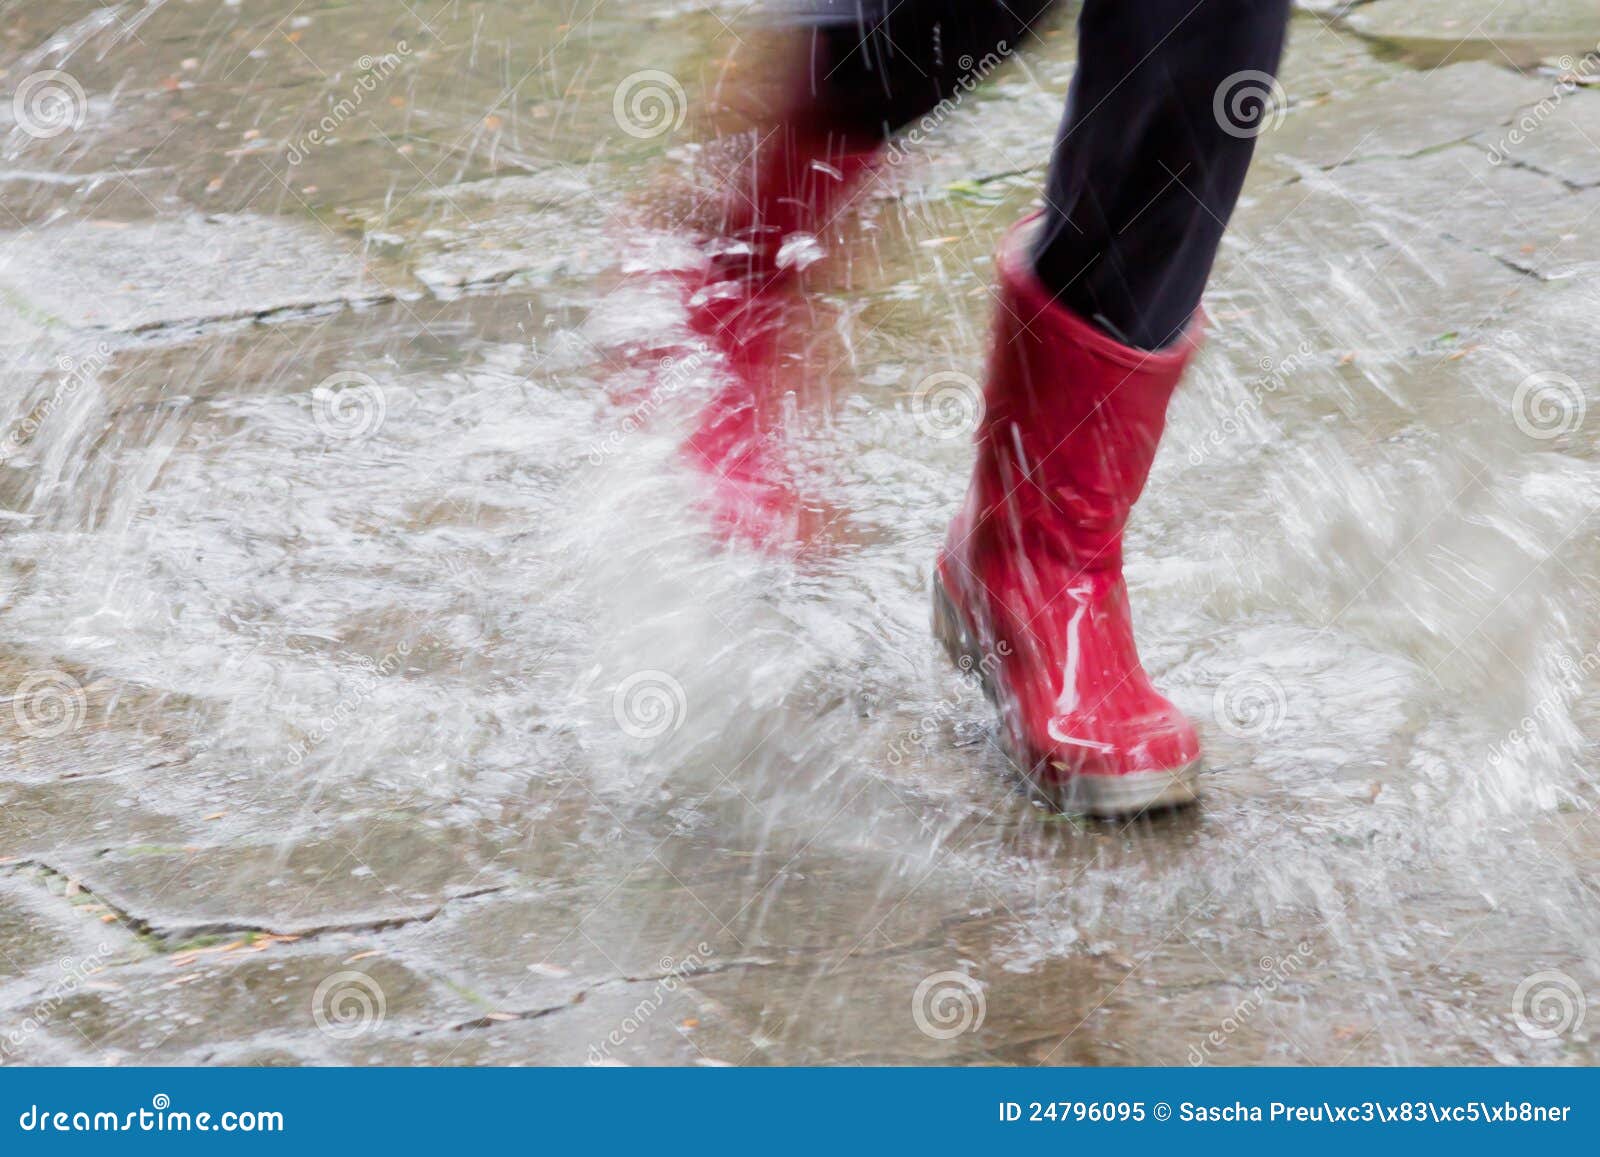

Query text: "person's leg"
[788, 0, 1063, 150]
[702, 0, 1065, 268]
[683, 1, 1066, 547]
[1031, 0, 1292, 349]
[935, 0, 1293, 815]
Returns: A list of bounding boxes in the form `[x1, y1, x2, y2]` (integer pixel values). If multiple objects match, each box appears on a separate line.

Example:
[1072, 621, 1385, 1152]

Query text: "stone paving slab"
[1474, 85, 1600, 189]
[1347, 1, 1600, 61]
[1323, 145, 1600, 278]
[1268, 61, 1554, 169]
[0, 214, 402, 337]
[34, 815, 513, 944]
[15, 939, 471, 1065]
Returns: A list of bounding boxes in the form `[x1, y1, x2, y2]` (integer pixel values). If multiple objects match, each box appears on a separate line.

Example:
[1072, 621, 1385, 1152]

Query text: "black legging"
[783, 0, 1292, 350]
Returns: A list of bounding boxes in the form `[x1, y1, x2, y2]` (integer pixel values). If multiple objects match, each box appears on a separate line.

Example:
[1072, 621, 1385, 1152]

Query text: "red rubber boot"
[679, 128, 876, 547]
[933, 217, 1203, 817]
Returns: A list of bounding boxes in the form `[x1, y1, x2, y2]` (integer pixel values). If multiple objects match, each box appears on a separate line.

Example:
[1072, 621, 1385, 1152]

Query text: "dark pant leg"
[781, 0, 1066, 147]
[1032, 0, 1292, 349]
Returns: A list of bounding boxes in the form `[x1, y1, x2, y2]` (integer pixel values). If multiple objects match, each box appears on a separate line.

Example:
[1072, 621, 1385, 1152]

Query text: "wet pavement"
[1, 1, 1598, 1066]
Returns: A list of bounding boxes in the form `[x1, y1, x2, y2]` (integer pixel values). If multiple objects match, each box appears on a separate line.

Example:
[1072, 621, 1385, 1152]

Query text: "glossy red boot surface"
[935, 217, 1203, 816]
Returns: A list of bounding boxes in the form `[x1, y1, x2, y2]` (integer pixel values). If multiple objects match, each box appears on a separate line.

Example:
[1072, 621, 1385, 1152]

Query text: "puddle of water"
[0, 3, 1597, 1065]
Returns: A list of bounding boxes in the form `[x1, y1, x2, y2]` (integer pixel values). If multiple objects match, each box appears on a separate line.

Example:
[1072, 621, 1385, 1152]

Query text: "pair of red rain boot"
[681, 137, 1199, 815]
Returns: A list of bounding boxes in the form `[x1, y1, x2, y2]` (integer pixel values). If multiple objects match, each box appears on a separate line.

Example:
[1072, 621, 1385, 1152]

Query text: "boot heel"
[931, 573, 1000, 707]
[1046, 760, 1203, 818]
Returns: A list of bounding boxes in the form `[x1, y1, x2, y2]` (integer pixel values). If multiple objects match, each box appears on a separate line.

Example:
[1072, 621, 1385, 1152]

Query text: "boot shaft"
[968, 218, 1199, 568]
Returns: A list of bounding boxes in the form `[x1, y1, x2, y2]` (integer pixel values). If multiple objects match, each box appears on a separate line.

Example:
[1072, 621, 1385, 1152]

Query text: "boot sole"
[931, 571, 1201, 819]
